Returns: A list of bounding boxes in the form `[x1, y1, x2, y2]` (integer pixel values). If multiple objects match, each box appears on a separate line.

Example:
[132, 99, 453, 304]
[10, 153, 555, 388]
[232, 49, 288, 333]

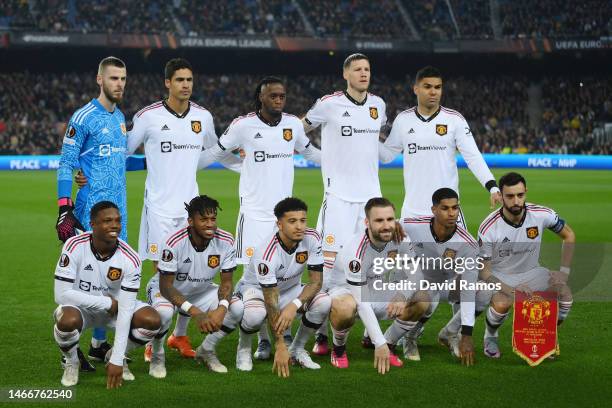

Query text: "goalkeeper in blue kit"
[56, 56, 145, 366]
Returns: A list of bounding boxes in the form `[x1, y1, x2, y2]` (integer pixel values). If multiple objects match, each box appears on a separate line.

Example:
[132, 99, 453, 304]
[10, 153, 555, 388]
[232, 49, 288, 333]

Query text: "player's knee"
[134, 306, 162, 330]
[306, 293, 331, 324]
[476, 289, 494, 312]
[491, 292, 512, 313]
[241, 299, 266, 332]
[55, 306, 82, 332]
[410, 300, 430, 319]
[227, 297, 244, 327]
[330, 296, 357, 329]
[155, 304, 175, 330]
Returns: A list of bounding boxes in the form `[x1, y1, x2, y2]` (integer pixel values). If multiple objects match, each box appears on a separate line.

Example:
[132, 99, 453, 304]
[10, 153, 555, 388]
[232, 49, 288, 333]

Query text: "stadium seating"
[0, 72, 609, 155]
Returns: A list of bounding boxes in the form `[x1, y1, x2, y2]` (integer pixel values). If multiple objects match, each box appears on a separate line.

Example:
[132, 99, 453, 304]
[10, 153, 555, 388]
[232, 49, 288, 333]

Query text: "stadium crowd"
[0, 72, 609, 155]
[1, 0, 609, 39]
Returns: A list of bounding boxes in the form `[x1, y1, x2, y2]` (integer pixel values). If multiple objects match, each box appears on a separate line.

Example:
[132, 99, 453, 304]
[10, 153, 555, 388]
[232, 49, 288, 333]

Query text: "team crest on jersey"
[526, 227, 539, 239]
[149, 244, 158, 254]
[283, 128, 293, 142]
[107, 267, 122, 281]
[162, 249, 173, 262]
[208, 255, 220, 268]
[191, 120, 202, 134]
[369, 107, 378, 119]
[436, 124, 448, 136]
[258, 263, 269, 276]
[443, 248, 457, 260]
[325, 235, 335, 245]
[120, 123, 127, 135]
[295, 251, 308, 264]
[349, 260, 361, 273]
[246, 247, 255, 257]
[59, 254, 70, 267]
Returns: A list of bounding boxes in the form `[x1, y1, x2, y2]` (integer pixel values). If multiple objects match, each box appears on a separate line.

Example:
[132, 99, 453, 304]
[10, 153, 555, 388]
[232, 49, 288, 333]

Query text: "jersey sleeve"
[202, 111, 219, 149]
[157, 243, 178, 274]
[307, 232, 324, 270]
[304, 98, 326, 129]
[541, 208, 565, 233]
[221, 242, 237, 272]
[57, 119, 88, 198]
[294, 124, 312, 152]
[379, 100, 388, 129]
[54, 243, 78, 283]
[342, 246, 365, 286]
[120, 256, 142, 293]
[127, 113, 147, 155]
[477, 220, 495, 260]
[217, 119, 242, 151]
[255, 257, 277, 288]
[454, 115, 496, 190]
[380, 113, 405, 163]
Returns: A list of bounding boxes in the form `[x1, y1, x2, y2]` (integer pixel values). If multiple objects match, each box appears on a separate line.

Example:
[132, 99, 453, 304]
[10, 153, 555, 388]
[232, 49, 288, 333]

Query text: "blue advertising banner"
[1, 154, 611, 171]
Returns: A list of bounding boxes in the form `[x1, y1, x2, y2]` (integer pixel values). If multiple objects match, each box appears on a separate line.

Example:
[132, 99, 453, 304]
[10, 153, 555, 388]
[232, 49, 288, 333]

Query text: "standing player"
[146, 195, 243, 377]
[53, 201, 161, 388]
[302, 54, 389, 354]
[56, 56, 145, 364]
[234, 198, 330, 376]
[198, 77, 321, 358]
[473, 172, 574, 358]
[379, 66, 501, 224]
[127, 58, 241, 360]
[400, 188, 479, 366]
[323, 197, 415, 371]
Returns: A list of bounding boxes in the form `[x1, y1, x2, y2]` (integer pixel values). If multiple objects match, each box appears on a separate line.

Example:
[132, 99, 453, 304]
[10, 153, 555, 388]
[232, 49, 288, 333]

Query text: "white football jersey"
[218, 112, 311, 220]
[305, 91, 386, 202]
[402, 216, 480, 276]
[477, 204, 565, 277]
[384, 106, 495, 218]
[55, 232, 142, 298]
[128, 100, 217, 218]
[241, 228, 324, 292]
[156, 226, 236, 297]
[331, 229, 399, 289]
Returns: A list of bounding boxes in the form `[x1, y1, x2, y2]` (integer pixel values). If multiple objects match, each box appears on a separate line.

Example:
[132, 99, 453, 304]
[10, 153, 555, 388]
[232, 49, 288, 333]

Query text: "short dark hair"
[98, 56, 126, 75]
[343, 53, 369, 70]
[90, 201, 119, 220]
[365, 197, 395, 217]
[432, 188, 458, 205]
[164, 58, 193, 80]
[185, 195, 221, 218]
[254, 76, 284, 111]
[274, 197, 307, 219]
[415, 66, 442, 84]
[499, 172, 527, 192]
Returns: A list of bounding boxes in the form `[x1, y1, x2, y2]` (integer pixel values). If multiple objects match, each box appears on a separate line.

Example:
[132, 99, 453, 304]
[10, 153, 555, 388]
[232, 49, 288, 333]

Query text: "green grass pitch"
[1, 168, 611, 407]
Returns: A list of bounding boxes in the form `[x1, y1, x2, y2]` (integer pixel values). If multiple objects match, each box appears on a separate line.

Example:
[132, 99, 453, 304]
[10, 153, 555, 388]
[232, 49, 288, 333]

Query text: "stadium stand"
[0, 72, 609, 155]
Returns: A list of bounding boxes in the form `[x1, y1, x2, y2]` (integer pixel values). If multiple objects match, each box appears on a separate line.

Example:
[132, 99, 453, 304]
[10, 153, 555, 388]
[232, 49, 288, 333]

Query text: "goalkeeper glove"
[56, 198, 85, 242]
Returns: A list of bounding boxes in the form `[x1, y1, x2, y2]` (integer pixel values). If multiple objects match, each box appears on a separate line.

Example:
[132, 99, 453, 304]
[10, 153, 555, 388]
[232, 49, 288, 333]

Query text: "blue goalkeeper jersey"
[57, 98, 129, 240]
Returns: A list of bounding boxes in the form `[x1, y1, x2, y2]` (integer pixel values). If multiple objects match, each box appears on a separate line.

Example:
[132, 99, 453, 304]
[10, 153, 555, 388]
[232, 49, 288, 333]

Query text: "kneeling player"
[400, 188, 479, 366]
[326, 197, 424, 373]
[53, 201, 161, 388]
[475, 172, 575, 358]
[236, 197, 330, 377]
[146, 195, 242, 376]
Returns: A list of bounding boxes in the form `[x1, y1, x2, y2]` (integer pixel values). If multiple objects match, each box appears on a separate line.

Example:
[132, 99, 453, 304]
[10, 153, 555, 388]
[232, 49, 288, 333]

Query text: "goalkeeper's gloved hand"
[56, 199, 85, 242]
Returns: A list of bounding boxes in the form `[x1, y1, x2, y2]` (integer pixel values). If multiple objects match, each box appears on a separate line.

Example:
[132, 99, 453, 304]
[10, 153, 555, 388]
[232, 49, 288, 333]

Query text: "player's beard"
[505, 204, 523, 216]
[371, 228, 393, 243]
[103, 83, 123, 104]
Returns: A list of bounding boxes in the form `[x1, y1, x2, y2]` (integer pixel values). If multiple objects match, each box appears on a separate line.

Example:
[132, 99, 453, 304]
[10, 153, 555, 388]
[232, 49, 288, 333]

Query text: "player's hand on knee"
[74, 170, 88, 189]
[106, 296, 118, 316]
[548, 270, 569, 287]
[106, 363, 123, 389]
[192, 309, 213, 333]
[386, 301, 405, 319]
[272, 345, 290, 378]
[274, 305, 297, 334]
[459, 335, 475, 367]
[374, 344, 390, 375]
[208, 307, 226, 332]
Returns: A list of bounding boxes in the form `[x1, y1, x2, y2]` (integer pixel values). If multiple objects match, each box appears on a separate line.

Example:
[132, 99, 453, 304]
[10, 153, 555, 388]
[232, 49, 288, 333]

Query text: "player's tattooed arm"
[263, 285, 290, 378]
[297, 268, 323, 305]
[207, 269, 234, 331]
[262, 286, 284, 339]
[218, 269, 234, 302]
[159, 271, 211, 331]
